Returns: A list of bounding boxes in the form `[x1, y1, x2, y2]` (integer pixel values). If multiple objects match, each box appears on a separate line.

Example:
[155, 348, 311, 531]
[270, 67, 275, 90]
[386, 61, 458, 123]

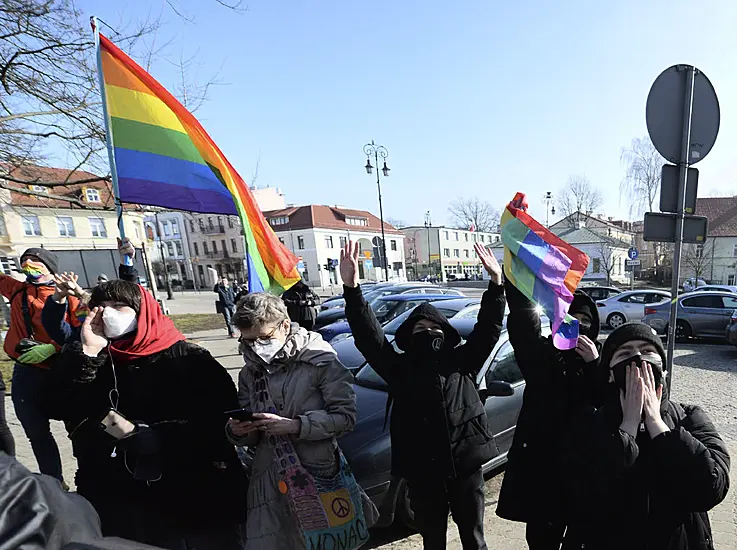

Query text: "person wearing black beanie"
[561, 322, 731, 550]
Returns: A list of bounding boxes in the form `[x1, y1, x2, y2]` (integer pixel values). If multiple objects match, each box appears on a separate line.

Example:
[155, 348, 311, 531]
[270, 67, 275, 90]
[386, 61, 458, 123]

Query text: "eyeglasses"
[241, 319, 287, 345]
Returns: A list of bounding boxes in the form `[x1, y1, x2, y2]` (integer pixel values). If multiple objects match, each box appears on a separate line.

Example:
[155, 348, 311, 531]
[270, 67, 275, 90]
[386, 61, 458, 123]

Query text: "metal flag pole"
[91, 16, 132, 267]
[665, 65, 696, 392]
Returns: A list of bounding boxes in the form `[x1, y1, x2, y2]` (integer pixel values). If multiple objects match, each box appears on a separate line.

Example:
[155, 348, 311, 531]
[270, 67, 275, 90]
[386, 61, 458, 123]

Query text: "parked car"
[578, 285, 623, 301]
[683, 278, 707, 292]
[596, 290, 671, 329]
[327, 297, 482, 348]
[643, 291, 737, 341]
[317, 294, 462, 344]
[314, 284, 465, 328]
[724, 309, 737, 345]
[338, 319, 551, 527]
[692, 284, 737, 294]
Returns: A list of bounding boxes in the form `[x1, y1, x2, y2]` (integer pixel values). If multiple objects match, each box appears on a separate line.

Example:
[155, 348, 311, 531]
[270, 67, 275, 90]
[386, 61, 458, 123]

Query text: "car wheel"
[607, 312, 626, 329]
[675, 320, 691, 342]
[395, 479, 416, 528]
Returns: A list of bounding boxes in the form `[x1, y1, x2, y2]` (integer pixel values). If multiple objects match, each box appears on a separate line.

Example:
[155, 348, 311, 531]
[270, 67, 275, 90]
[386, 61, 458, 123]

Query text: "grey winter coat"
[228, 324, 357, 549]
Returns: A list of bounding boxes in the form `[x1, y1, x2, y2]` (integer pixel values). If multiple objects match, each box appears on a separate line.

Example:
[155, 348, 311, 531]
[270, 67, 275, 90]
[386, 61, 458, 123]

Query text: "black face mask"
[611, 353, 664, 392]
[411, 328, 445, 356]
[577, 323, 592, 339]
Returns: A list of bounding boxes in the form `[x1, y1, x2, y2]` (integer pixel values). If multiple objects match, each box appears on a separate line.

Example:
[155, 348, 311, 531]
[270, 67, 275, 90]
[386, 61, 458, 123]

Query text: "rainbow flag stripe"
[98, 33, 299, 293]
[501, 193, 589, 349]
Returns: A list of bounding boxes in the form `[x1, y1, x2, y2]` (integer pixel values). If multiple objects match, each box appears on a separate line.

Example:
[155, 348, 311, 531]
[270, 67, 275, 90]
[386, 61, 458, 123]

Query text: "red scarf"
[109, 286, 185, 361]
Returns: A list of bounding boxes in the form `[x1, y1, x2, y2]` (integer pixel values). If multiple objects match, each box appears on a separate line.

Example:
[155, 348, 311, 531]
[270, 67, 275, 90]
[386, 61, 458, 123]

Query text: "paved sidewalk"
[5, 330, 736, 549]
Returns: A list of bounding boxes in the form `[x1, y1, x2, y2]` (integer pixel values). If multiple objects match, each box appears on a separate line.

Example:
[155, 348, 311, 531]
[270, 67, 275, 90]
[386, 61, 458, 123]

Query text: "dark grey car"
[642, 290, 737, 340]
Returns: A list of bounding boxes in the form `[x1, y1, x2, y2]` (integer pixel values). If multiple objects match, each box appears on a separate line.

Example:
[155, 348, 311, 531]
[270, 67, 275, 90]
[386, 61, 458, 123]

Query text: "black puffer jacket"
[497, 280, 607, 522]
[282, 280, 320, 324]
[561, 383, 730, 550]
[53, 341, 246, 543]
[344, 281, 505, 481]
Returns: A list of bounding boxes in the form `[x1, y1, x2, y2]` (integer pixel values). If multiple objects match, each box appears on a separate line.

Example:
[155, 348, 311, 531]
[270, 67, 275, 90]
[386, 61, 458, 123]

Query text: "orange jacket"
[0, 274, 79, 365]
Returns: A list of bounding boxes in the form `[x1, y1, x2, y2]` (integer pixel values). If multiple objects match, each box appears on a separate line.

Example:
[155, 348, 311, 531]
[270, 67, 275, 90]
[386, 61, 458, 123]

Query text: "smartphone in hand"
[225, 408, 255, 422]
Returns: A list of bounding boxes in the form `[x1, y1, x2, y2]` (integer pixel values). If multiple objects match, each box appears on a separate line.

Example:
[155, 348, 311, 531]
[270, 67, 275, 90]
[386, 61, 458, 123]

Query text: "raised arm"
[340, 240, 399, 384]
[117, 237, 139, 283]
[0, 272, 23, 299]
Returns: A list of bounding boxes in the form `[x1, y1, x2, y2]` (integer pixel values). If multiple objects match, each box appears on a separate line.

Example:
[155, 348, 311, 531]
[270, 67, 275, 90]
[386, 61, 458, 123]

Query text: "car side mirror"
[479, 381, 515, 401]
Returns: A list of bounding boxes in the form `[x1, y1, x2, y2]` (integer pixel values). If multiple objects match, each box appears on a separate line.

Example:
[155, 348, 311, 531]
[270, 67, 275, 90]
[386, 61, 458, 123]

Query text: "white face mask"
[102, 307, 138, 339]
[248, 323, 288, 364]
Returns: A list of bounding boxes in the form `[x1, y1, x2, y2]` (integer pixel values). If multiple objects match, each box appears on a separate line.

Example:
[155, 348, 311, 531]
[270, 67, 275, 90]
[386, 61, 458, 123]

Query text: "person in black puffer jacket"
[281, 279, 320, 330]
[496, 281, 607, 549]
[53, 280, 246, 550]
[342, 240, 505, 550]
[561, 323, 730, 550]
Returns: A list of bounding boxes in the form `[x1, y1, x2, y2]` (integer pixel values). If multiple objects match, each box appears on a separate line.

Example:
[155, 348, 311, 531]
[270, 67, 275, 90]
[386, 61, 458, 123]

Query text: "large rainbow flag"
[95, 31, 299, 294]
[501, 193, 589, 349]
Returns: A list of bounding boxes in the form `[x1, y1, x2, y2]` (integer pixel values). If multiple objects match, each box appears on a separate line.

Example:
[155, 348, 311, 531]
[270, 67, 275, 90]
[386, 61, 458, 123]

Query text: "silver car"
[693, 284, 737, 294]
[595, 290, 671, 329]
[643, 291, 737, 341]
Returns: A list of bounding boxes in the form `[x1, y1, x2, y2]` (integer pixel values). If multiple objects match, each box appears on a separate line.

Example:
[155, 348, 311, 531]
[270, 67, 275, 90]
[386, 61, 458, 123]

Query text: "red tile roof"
[262, 205, 402, 234]
[696, 197, 737, 237]
[0, 164, 140, 211]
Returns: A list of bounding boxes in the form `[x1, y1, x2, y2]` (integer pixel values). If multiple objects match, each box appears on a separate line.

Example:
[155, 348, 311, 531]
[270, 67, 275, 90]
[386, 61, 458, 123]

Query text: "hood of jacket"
[570, 289, 600, 341]
[242, 322, 337, 370]
[394, 302, 462, 352]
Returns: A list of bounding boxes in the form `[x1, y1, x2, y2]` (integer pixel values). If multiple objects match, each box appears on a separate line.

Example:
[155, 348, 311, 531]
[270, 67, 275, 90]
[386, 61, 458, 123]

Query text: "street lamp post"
[424, 211, 432, 279]
[363, 140, 390, 281]
[542, 191, 556, 227]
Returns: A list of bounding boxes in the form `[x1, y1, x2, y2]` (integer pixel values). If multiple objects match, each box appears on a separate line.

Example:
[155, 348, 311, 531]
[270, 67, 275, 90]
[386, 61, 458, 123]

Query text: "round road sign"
[627, 247, 639, 260]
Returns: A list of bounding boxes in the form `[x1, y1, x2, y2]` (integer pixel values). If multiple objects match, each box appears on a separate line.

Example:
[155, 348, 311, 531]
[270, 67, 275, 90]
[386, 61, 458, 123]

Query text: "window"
[228, 217, 235, 228]
[221, 239, 227, 254]
[298, 236, 305, 250]
[444, 248, 450, 257]
[198, 218, 205, 231]
[208, 217, 214, 229]
[464, 233, 469, 242]
[464, 250, 470, 258]
[325, 236, 334, 248]
[56, 216, 75, 237]
[88, 217, 107, 238]
[495, 235, 500, 243]
[270, 216, 289, 226]
[339, 236, 347, 248]
[486, 342, 524, 384]
[194, 242, 199, 256]
[592, 258, 601, 273]
[453, 249, 460, 258]
[217, 216, 223, 228]
[163, 221, 171, 237]
[172, 220, 180, 235]
[479, 235, 485, 243]
[85, 188, 101, 202]
[722, 296, 737, 309]
[175, 241, 183, 256]
[390, 240, 397, 251]
[203, 242, 209, 254]
[729, 275, 736, 286]
[22, 216, 41, 236]
[455, 305, 481, 320]
[189, 220, 195, 233]
[212, 241, 218, 253]
[444, 231, 449, 240]
[454, 232, 459, 240]
[166, 242, 174, 256]
[682, 295, 723, 309]
[733, 243, 737, 258]
[231, 239, 238, 253]
[696, 244, 704, 258]
[346, 217, 368, 226]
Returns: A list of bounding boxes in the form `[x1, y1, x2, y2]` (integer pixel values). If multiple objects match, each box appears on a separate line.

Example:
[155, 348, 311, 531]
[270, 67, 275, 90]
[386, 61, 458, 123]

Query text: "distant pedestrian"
[214, 276, 237, 337]
[561, 323, 730, 550]
[343, 240, 505, 549]
[0, 248, 79, 483]
[281, 279, 320, 331]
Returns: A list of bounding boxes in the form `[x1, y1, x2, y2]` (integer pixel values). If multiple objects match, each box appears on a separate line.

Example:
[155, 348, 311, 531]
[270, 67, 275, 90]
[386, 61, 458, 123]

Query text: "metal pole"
[375, 149, 389, 282]
[91, 17, 132, 267]
[155, 212, 174, 300]
[665, 65, 696, 392]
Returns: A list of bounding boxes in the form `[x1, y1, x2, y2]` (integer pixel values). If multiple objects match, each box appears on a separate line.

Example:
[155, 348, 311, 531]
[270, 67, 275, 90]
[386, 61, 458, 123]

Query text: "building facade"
[401, 226, 500, 281]
[264, 205, 406, 288]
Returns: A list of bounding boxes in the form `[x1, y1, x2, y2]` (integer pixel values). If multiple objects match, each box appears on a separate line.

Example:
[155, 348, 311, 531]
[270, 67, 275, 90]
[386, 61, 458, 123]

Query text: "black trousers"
[0, 389, 15, 457]
[526, 520, 566, 550]
[408, 468, 487, 550]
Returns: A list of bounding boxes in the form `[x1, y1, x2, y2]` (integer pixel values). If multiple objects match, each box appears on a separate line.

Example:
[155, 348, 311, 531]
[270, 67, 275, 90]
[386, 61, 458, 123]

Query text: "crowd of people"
[0, 236, 731, 550]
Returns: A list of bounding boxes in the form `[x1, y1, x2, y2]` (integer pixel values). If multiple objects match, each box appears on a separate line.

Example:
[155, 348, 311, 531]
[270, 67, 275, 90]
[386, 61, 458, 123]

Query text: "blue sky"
[78, 0, 737, 226]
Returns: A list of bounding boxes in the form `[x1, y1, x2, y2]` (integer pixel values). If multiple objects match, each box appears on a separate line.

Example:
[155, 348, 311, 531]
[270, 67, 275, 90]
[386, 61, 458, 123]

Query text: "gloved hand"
[17, 343, 57, 365]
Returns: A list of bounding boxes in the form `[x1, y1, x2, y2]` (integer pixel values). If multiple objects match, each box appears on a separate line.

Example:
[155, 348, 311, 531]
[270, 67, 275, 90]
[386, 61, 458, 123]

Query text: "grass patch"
[0, 357, 11, 393]
[169, 313, 227, 334]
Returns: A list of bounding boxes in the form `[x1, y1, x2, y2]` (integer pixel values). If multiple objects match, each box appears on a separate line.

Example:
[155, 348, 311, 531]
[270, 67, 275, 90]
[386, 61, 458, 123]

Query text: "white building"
[402, 226, 500, 282]
[264, 205, 406, 288]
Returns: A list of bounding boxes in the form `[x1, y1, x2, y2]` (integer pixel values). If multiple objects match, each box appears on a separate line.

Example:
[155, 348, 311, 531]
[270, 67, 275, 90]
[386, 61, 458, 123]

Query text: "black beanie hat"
[21, 248, 59, 274]
[600, 322, 667, 371]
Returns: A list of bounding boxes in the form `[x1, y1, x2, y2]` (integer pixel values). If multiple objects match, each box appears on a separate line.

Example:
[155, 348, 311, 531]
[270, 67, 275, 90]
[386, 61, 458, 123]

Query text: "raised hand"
[81, 306, 109, 357]
[474, 242, 502, 284]
[53, 272, 84, 303]
[619, 364, 644, 437]
[642, 362, 669, 438]
[340, 240, 360, 288]
[118, 237, 135, 263]
[575, 334, 599, 363]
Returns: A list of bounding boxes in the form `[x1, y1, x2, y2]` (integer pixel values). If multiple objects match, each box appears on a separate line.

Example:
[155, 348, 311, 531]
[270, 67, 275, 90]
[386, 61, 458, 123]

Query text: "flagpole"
[91, 16, 132, 267]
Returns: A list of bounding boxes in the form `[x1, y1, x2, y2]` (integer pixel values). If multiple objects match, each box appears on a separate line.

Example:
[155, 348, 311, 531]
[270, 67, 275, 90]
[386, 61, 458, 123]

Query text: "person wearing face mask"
[561, 323, 730, 550]
[53, 280, 246, 549]
[226, 291, 370, 549]
[342, 240, 505, 550]
[0, 248, 79, 483]
[495, 279, 606, 549]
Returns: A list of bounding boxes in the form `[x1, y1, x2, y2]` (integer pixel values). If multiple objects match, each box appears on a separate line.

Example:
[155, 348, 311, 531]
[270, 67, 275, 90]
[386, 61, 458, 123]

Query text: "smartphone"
[101, 410, 136, 440]
[225, 408, 255, 422]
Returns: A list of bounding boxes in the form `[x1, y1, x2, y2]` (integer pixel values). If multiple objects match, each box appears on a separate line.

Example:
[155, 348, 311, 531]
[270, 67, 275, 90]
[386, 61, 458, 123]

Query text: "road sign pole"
[666, 65, 696, 392]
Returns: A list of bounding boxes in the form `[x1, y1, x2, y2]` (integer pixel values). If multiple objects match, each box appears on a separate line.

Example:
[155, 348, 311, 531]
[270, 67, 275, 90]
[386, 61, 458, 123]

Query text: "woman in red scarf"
[54, 280, 246, 550]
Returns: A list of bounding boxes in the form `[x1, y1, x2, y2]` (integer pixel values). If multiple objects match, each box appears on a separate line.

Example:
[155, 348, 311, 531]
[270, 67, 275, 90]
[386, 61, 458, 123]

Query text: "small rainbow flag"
[96, 31, 299, 294]
[501, 193, 589, 349]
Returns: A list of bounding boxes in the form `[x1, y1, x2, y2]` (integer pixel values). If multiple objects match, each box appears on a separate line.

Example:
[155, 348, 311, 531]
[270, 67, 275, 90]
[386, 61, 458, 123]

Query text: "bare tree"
[448, 197, 499, 232]
[596, 240, 616, 286]
[557, 175, 603, 226]
[683, 239, 715, 282]
[620, 137, 664, 217]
